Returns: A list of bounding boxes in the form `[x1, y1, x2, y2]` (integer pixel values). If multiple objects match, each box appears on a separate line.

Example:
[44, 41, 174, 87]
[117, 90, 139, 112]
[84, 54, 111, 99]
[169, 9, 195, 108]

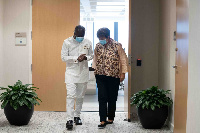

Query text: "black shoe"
[74, 117, 82, 125]
[98, 122, 106, 129]
[106, 121, 113, 124]
[66, 120, 73, 130]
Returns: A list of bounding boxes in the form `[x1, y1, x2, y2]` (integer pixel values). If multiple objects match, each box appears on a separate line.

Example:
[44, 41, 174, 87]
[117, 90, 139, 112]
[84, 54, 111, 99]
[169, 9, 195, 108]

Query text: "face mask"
[99, 39, 107, 45]
[76, 37, 84, 43]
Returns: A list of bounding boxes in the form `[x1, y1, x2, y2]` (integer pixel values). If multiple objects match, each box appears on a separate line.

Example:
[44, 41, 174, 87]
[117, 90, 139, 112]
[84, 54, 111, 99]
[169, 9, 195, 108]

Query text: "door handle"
[172, 65, 177, 69]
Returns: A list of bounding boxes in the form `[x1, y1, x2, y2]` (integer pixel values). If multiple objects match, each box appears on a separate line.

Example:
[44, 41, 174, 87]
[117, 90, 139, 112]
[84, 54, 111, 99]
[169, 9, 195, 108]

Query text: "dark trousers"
[95, 75, 120, 122]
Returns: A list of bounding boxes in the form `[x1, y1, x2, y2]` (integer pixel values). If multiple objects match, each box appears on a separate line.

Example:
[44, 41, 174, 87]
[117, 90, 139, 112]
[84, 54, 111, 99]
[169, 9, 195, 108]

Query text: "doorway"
[80, 0, 129, 112]
[32, 0, 130, 116]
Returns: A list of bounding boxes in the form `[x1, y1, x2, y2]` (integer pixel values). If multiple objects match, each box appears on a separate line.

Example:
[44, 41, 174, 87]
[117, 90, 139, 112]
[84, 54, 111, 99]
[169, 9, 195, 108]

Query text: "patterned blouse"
[92, 38, 128, 78]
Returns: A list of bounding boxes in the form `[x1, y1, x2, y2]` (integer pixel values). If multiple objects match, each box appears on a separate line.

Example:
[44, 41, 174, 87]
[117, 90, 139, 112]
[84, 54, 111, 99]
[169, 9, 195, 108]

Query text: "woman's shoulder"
[95, 42, 102, 48]
[111, 40, 122, 50]
[109, 38, 121, 46]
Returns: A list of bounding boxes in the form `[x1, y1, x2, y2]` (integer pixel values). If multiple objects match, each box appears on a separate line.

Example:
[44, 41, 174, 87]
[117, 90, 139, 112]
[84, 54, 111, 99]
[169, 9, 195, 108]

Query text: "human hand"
[120, 73, 125, 82]
[77, 54, 86, 62]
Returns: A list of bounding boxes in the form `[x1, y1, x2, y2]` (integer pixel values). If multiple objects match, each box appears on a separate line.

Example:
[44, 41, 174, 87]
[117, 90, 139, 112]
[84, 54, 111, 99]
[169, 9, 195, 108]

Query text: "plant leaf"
[1, 100, 8, 109]
[0, 80, 41, 110]
[151, 105, 155, 110]
[130, 86, 173, 111]
[12, 94, 18, 100]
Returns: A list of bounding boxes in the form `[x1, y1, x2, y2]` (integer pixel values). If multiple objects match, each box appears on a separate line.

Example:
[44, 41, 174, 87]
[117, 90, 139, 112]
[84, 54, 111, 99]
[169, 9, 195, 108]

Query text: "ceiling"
[80, 0, 128, 21]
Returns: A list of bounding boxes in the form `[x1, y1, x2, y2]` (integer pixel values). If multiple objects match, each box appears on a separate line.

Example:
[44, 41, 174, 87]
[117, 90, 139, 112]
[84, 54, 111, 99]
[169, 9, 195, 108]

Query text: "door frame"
[31, 0, 132, 115]
[174, 0, 189, 132]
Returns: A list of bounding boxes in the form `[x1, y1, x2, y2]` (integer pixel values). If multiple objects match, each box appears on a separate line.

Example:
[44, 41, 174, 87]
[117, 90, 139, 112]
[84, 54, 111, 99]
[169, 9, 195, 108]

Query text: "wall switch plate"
[15, 32, 26, 46]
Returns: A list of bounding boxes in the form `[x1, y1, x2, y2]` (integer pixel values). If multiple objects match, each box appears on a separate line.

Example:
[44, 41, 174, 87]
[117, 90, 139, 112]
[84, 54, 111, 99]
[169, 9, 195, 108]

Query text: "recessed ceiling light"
[97, 2, 125, 6]
[92, 12, 122, 16]
[96, 6, 125, 11]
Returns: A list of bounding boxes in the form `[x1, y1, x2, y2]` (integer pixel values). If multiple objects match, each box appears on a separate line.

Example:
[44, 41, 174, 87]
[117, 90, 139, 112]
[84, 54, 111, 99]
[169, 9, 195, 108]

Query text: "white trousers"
[66, 83, 87, 121]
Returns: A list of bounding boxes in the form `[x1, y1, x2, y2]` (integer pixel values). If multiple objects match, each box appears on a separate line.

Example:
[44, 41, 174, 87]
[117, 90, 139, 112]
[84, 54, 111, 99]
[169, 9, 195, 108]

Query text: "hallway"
[0, 111, 171, 133]
[82, 89, 124, 111]
[1, 0, 200, 132]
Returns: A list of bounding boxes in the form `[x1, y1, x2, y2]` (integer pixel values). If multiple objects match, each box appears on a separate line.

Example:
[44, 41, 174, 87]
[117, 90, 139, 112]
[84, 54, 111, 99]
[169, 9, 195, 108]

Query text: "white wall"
[3, 0, 31, 86]
[159, 0, 176, 131]
[0, 0, 4, 87]
[130, 0, 159, 115]
[186, 0, 200, 132]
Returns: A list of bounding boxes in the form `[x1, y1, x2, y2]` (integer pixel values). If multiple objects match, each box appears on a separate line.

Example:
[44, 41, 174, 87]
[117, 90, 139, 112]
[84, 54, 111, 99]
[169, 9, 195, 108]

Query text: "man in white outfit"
[61, 25, 93, 130]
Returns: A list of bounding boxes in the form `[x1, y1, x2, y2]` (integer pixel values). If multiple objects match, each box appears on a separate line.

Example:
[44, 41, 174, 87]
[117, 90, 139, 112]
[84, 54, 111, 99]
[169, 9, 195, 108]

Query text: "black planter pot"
[4, 103, 34, 126]
[138, 106, 168, 129]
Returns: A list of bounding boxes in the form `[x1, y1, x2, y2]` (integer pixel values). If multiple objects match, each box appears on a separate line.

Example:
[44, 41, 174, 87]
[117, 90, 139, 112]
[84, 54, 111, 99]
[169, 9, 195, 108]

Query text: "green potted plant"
[130, 86, 173, 129]
[0, 80, 42, 126]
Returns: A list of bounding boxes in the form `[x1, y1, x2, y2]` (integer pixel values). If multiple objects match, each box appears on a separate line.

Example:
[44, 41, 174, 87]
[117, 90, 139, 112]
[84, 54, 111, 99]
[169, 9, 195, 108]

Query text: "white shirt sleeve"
[86, 41, 94, 61]
[61, 41, 79, 63]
